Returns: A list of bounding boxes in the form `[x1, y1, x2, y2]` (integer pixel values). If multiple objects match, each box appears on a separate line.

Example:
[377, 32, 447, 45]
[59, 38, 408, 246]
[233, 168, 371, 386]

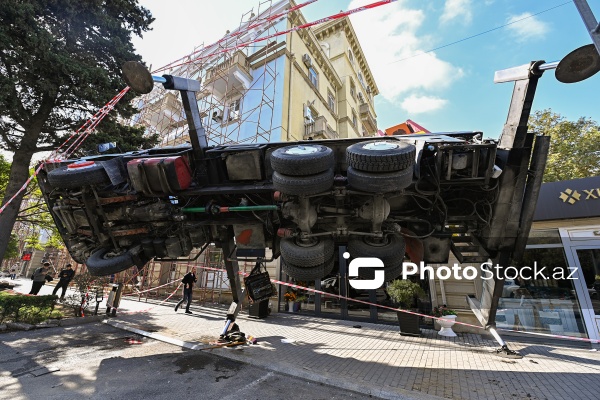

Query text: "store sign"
[534, 176, 600, 221]
[21, 252, 32, 261]
[559, 188, 600, 205]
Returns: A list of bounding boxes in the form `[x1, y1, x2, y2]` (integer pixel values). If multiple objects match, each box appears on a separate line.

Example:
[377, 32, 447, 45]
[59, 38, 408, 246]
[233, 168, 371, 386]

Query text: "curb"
[105, 319, 444, 400]
[0, 315, 106, 332]
[59, 315, 106, 327]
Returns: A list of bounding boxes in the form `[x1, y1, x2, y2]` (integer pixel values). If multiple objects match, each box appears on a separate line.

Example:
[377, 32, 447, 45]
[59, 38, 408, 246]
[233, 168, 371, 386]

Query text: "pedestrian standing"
[9, 263, 19, 280]
[175, 267, 197, 314]
[29, 262, 52, 295]
[52, 263, 75, 301]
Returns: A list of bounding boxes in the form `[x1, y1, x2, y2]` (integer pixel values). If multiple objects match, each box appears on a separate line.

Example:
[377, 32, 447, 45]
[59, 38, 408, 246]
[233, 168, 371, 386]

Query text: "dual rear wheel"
[271, 141, 414, 281]
[345, 140, 415, 193]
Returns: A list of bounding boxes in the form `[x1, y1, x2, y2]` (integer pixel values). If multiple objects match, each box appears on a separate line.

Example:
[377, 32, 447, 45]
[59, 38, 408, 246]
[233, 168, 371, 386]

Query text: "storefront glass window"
[320, 273, 342, 316]
[294, 280, 314, 314]
[575, 249, 600, 316]
[496, 248, 587, 338]
[347, 284, 376, 320]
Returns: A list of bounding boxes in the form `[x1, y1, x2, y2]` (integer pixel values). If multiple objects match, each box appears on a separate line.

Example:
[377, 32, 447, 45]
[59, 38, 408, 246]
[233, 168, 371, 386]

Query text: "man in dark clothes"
[52, 263, 75, 301]
[29, 263, 52, 295]
[175, 267, 197, 314]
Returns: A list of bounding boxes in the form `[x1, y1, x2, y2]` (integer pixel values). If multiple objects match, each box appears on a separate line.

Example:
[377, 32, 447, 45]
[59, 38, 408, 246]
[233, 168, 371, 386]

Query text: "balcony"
[304, 116, 338, 139]
[359, 102, 377, 134]
[141, 92, 187, 133]
[203, 51, 253, 100]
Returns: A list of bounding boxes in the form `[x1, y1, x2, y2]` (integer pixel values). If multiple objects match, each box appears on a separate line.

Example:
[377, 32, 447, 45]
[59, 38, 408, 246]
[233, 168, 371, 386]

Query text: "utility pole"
[573, 0, 600, 55]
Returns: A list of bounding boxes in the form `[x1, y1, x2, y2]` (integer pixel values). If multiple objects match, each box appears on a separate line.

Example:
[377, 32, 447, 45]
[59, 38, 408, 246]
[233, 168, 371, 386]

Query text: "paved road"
[6, 277, 600, 400]
[0, 323, 375, 400]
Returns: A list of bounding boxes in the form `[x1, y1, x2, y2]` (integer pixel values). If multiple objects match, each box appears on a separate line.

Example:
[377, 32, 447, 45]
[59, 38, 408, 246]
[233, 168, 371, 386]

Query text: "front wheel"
[86, 247, 140, 276]
[47, 161, 111, 189]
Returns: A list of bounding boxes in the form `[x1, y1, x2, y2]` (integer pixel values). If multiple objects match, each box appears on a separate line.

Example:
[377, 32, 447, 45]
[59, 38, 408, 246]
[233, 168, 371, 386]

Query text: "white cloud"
[506, 13, 549, 41]
[134, 0, 461, 114]
[349, 0, 463, 107]
[134, 0, 261, 70]
[440, 0, 473, 25]
[400, 95, 448, 114]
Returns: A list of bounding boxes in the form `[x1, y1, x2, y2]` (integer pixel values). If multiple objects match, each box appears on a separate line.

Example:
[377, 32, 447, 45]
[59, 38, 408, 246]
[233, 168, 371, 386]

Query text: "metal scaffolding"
[125, 0, 282, 148]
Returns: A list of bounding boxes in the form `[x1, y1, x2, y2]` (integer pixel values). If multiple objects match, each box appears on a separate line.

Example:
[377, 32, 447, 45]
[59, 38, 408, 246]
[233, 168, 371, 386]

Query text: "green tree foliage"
[5, 234, 19, 260]
[0, 154, 9, 195]
[24, 235, 45, 251]
[75, 121, 159, 157]
[528, 109, 600, 182]
[0, 0, 155, 262]
[45, 229, 65, 251]
[1, 154, 55, 231]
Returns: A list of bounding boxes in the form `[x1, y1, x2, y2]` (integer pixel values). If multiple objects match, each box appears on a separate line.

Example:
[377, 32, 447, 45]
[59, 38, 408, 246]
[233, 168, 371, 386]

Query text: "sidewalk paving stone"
[8, 278, 600, 399]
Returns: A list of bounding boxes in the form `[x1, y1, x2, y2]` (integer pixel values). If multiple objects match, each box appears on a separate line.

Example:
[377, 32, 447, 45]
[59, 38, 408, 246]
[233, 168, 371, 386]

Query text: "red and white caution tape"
[122, 277, 183, 296]
[162, 0, 400, 71]
[195, 264, 483, 329]
[0, 87, 130, 216]
[118, 281, 183, 315]
[1, 0, 396, 216]
[154, 0, 320, 73]
[193, 264, 600, 344]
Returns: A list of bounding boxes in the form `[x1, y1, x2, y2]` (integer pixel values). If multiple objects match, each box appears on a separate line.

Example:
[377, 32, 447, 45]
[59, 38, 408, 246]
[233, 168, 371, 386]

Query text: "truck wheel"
[280, 236, 334, 267]
[47, 161, 111, 189]
[270, 144, 334, 176]
[86, 247, 137, 276]
[347, 234, 406, 279]
[347, 166, 413, 193]
[281, 256, 334, 281]
[346, 140, 415, 172]
[273, 169, 334, 195]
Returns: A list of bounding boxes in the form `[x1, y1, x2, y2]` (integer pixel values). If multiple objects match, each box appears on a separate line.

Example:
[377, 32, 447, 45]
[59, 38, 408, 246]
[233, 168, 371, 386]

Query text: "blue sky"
[133, 0, 600, 140]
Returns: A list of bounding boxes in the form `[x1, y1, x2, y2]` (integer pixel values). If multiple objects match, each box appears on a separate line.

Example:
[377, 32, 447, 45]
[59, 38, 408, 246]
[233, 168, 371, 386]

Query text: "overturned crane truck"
[37, 45, 600, 356]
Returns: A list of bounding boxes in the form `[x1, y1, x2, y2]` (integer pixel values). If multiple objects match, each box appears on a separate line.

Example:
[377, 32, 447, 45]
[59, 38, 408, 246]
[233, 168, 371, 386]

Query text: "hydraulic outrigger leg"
[470, 45, 599, 357]
[218, 227, 245, 343]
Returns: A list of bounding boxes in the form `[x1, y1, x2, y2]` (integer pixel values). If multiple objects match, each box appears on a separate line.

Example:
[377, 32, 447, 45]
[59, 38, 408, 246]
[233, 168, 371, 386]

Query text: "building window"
[308, 67, 318, 88]
[227, 98, 241, 122]
[348, 48, 354, 65]
[304, 104, 318, 123]
[304, 105, 319, 137]
[358, 72, 365, 88]
[327, 90, 335, 113]
[352, 109, 357, 128]
[350, 79, 356, 99]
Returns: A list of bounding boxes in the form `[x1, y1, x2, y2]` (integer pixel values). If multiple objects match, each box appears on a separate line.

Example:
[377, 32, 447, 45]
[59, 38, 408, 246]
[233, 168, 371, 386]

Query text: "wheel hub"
[296, 237, 319, 247]
[363, 141, 399, 151]
[286, 145, 319, 155]
[364, 236, 389, 247]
